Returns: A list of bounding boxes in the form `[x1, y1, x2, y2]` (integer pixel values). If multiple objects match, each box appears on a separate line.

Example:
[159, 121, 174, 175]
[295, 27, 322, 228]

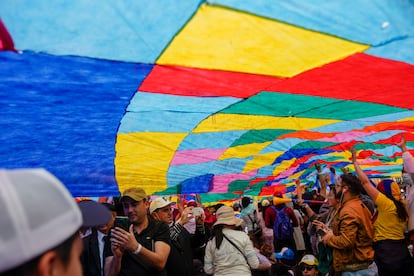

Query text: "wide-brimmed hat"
[213, 205, 242, 227]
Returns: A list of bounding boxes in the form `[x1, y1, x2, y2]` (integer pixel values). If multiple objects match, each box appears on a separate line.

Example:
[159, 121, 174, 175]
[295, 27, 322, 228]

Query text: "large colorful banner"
[1, 1, 413, 202]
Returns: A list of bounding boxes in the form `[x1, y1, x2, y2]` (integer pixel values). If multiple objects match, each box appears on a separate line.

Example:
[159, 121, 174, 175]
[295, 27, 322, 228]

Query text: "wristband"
[133, 243, 142, 255]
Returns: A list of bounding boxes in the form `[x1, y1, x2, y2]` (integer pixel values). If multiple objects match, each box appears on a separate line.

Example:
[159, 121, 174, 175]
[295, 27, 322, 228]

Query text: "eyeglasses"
[300, 264, 316, 271]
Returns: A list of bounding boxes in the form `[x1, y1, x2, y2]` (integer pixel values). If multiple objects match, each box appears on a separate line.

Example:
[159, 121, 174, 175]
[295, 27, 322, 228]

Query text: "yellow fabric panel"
[219, 141, 272, 160]
[115, 132, 187, 194]
[288, 171, 303, 181]
[272, 159, 296, 175]
[193, 114, 341, 132]
[398, 116, 414, 121]
[325, 151, 348, 158]
[157, 4, 369, 77]
[243, 151, 284, 173]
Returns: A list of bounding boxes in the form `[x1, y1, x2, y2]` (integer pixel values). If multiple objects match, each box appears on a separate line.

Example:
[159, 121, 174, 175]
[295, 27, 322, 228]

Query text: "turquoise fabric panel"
[1, 0, 203, 63]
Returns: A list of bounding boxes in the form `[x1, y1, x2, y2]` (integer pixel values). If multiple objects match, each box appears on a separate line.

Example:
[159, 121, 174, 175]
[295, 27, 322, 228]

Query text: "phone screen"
[114, 216, 129, 231]
[192, 207, 203, 216]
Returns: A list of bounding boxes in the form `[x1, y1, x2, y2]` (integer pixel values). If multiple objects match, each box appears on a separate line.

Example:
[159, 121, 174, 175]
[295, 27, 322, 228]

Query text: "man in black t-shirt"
[104, 188, 171, 276]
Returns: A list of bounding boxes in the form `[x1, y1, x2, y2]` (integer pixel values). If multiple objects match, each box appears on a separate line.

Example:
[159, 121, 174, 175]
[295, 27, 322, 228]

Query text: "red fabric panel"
[376, 132, 414, 145]
[0, 19, 16, 52]
[139, 64, 285, 98]
[273, 53, 414, 109]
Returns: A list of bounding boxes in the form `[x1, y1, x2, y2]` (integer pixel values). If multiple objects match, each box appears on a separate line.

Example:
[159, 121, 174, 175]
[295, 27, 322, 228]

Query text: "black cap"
[78, 200, 111, 227]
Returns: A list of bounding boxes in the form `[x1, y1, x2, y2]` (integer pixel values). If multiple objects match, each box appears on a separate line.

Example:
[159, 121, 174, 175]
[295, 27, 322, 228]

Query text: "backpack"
[272, 206, 293, 240]
[247, 210, 262, 238]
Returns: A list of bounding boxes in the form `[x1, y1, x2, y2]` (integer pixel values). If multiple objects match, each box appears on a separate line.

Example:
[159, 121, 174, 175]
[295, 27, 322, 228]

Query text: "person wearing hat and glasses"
[150, 197, 207, 276]
[296, 254, 321, 276]
[0, 169, 112, 276]
[104, 187, 171, 276]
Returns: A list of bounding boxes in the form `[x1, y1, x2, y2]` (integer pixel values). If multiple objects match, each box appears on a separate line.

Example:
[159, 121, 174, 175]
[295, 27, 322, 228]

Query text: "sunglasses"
[300, 264, 316, 271]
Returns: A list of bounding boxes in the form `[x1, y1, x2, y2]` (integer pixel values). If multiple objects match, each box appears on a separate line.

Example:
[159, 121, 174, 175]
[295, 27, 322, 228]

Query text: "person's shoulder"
[341, 198, 368, 215]
[147, 216, 169, 232]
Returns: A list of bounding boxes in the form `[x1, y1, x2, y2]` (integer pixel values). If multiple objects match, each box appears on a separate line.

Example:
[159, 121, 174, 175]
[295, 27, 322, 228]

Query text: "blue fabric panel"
[367, 38, 414, 65]
[208, 0, 414, 46]
[0, 51, 151, 196]
[119, 110, 210, 133]
[178, 130, 248, 150]
[1, 0, 203, 63]
[261, 138, 305, 153]
[119, 92, 239, 133]
[167, 158, 249, 186]
[272, 148, 334, 165]
[181, 173, 214, 194]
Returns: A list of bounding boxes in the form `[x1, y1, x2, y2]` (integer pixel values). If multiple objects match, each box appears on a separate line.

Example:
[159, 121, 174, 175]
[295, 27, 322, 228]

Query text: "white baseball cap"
[149, 197, 172, 214]
[0, 169, 90, 273]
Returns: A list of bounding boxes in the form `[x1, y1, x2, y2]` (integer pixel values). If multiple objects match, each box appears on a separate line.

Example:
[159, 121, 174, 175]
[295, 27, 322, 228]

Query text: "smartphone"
[317, 228, 327, 236]
[114, 216, 129, 231]
[192, 207, 204, 216]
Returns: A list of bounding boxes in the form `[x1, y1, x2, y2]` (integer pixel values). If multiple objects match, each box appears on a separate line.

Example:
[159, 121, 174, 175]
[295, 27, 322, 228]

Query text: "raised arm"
[351, 147, 379, 201]
[315, 162, 327, 199]
[397, 135, 414, 173]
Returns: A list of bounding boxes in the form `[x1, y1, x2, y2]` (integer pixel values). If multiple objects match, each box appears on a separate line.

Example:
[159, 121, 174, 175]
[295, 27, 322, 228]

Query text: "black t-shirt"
[106, 216, 171, 276]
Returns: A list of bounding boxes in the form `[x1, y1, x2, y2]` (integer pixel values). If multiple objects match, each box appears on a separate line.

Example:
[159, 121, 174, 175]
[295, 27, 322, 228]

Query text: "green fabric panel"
[323, 156, 343, 161]
[292, 140, 337, 150]
[153, 185, 182, 195]
[243, 189, 261, 196]
[220, 92, 408, 120]
[353, 143, 389, 150]
[231, 129, 294, 147]
[252, 181, 268, 190]
[199, 192, 240, 202]
[228, 179, 250, 192]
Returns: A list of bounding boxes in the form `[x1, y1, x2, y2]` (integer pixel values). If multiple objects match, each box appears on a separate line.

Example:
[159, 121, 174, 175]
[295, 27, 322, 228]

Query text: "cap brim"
[78, 200, 111, 227]
[301, 260, 317, 266]
[275, 253, 284, 259]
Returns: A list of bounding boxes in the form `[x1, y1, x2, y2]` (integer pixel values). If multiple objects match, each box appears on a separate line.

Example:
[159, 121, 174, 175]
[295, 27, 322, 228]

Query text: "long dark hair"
[210, 224, 224, 249]
[392, 198, 408, 222]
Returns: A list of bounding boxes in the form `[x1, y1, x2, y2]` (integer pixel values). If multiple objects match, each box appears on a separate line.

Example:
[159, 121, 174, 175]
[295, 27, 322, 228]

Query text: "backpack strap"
[247, 211, 257, 224]
[223, 234, 250, 268]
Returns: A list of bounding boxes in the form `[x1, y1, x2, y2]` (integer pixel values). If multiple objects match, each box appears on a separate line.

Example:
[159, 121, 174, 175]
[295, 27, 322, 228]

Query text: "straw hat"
[213, 205, 243, 227]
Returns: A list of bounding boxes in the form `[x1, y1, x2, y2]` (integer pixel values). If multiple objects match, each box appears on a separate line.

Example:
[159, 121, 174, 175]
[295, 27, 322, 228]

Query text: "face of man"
[53, 235, 84, 276]
[152, 205, 173, 224]
[302, 266, 318, 276]
[327, 189, 339, 208]
[122, 198, 148, 225]
[300, 264, 318, 276]
[335, 178, 346, 200]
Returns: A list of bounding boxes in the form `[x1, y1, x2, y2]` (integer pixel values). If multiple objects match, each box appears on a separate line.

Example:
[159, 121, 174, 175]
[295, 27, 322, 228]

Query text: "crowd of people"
[1, 137, 414, 276]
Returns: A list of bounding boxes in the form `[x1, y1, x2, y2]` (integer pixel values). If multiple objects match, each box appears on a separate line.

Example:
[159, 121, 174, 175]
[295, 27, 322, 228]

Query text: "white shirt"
[97, 230, 106, 275]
